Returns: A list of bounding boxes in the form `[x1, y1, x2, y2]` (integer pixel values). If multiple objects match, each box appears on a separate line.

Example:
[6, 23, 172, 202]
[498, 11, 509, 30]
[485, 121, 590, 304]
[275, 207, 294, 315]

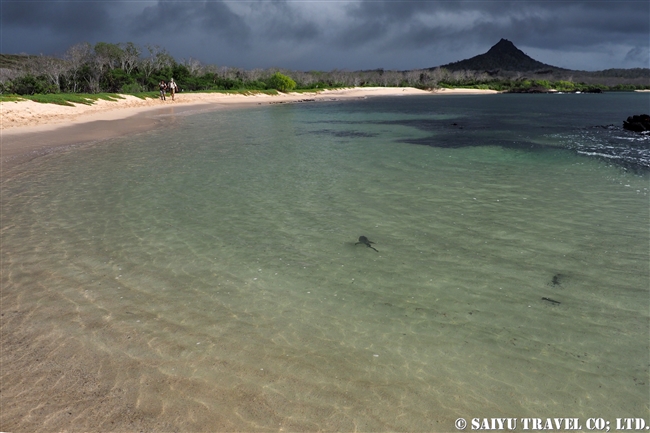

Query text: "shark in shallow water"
[355, 236, 378, 252]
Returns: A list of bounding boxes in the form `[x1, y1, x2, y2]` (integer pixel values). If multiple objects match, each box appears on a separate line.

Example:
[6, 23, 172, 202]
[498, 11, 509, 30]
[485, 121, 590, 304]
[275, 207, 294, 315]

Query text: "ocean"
[2, 92, 648, 431]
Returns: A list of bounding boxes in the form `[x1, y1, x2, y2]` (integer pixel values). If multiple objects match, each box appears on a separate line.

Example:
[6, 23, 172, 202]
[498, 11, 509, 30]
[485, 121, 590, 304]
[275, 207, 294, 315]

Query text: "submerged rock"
[623, 114, 650, 132]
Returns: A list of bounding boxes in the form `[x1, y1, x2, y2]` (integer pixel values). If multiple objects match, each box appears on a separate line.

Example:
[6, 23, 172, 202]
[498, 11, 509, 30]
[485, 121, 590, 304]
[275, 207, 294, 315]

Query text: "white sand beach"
[1, 87, 497, 132]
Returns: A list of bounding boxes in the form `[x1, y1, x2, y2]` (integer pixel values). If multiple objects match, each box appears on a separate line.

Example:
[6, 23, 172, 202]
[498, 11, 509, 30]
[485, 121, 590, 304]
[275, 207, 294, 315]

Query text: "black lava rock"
[623, 114, 650, 132]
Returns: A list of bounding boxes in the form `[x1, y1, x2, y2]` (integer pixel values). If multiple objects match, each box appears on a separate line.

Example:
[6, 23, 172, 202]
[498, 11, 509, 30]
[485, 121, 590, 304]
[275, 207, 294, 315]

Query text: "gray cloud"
[625, 47, 650, 67]
[340, 0, 648, 51]
[132, 1, 250, 45]
[2, 0, 111, 36]
[261, 2, 321, 42]
[1, 0, 648, 70]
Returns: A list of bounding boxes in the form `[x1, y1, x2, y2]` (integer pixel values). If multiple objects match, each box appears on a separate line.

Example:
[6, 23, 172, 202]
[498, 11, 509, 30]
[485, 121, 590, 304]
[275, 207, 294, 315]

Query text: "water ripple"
[553, 125, 650, 172]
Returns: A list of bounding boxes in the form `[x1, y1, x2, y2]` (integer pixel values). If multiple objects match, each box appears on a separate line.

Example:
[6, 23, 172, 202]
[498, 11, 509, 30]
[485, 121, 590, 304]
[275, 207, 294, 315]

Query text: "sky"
[2, 0, 649, 71]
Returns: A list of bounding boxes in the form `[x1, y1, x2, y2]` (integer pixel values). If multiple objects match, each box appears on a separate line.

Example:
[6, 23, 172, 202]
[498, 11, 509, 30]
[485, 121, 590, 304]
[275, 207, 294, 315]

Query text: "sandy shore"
[0, 87, 497, 170]
[1, 87, 497, 131]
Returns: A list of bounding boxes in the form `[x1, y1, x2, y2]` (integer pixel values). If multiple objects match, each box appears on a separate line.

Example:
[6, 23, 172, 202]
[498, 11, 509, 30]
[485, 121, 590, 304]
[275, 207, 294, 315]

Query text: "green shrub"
[246, 80, 268, 90]
[554, 80, 575, 91]
[533, 79, 551, 89]
[21, 93, 123, 106]
[266, 72, 296, 92]
[9, 75, 58, 95]
[121, 82, 145, 93]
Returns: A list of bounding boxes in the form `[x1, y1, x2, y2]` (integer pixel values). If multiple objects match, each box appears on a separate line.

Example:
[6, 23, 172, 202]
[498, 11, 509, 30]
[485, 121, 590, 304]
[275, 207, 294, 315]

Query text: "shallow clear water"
[2, 93, 649, 431]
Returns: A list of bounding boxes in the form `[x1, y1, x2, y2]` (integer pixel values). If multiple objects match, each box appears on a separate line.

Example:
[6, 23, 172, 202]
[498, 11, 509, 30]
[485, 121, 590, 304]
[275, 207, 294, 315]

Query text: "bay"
[2, 93, 648, 431]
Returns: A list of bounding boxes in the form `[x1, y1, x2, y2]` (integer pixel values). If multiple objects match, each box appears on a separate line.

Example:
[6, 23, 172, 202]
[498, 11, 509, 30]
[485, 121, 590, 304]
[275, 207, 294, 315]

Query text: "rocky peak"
[435, 38, 562, 72]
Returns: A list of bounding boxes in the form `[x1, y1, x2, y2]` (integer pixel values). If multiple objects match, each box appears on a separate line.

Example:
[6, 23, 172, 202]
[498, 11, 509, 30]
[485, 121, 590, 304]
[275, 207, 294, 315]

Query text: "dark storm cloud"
[339, 0, 649, 52]
[1, 0, 111, 36]
[1, 0, 648, 70]
[625, 47, 650, 65]
[132, 1, 251, 45]
[259, 1, 321, 41]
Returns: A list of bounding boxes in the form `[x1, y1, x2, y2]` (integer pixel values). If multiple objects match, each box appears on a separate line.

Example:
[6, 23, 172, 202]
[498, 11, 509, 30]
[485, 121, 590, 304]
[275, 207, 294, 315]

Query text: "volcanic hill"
[435, 39, 567, 72]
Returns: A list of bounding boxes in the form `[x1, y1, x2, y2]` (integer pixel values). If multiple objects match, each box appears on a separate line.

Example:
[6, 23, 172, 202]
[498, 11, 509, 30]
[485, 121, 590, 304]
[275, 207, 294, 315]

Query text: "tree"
[182, 57, 203, 76]
[25, 54, 67, 92]
[267, 72, 296, 92]
[64, 42, 92, 93]
[118, 42, 140, 75]
[94, 42, 122, 70]
[86, 43, 124, 93]
[7, 74, 56, 94]
[155, 49, 175, 75]
[291, 70, 315, 88]
[138, 44, 162, 87]
[0, 67, 22, 94]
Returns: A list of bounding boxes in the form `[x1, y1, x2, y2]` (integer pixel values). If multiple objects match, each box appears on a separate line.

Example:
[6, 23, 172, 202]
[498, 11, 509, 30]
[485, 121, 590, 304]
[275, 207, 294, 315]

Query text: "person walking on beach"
[168, 78, 178, 101]
[159, 80, 167, 101]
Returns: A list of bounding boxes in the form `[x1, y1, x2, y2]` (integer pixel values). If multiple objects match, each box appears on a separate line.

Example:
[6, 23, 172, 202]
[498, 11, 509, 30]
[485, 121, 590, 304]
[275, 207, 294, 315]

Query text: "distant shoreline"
[1, 87, 498, 132]
[0, 87, 498, 172]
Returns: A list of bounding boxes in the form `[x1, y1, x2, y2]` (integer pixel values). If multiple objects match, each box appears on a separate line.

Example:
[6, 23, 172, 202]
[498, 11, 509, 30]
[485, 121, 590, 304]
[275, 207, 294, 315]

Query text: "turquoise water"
[2, 93, 649, 431]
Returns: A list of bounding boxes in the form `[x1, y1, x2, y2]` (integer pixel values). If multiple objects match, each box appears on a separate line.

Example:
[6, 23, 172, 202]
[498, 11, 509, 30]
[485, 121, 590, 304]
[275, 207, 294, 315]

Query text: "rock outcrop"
[623, 114, 650, 132]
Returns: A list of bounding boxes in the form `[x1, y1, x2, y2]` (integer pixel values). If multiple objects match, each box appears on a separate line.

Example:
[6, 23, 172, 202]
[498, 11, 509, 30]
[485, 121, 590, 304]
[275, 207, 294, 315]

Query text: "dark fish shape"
[355, 236, 378, 252]
[542, 297, 561, 305]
